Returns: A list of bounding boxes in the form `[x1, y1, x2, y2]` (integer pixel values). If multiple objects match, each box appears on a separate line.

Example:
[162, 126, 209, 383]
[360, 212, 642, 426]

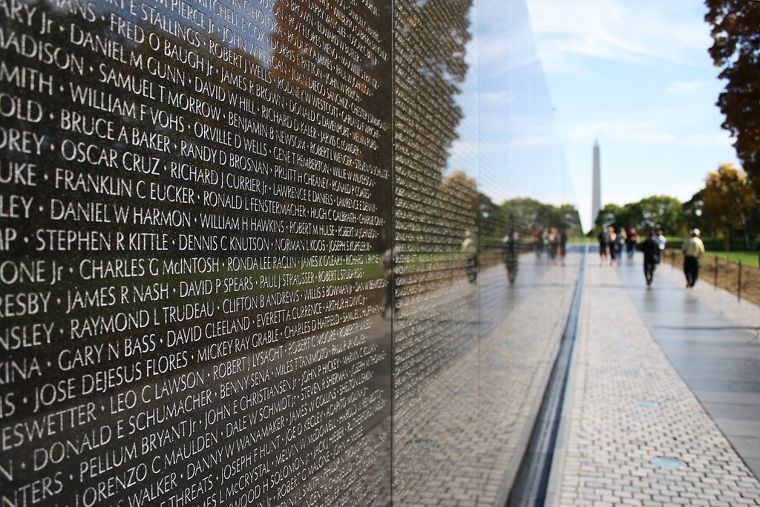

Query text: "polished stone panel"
[0, 0, 575, 505]
[0, 1, 392, 505]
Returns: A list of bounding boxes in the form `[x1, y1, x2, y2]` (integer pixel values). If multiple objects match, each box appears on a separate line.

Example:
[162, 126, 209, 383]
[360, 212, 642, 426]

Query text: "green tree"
[441, 170, 479, 214]
[618, 202, 641, 229]
[478, 192, 504, 241]
[556, 204, 583, 233]
[682, 190, 708, 235]
[501, 197, 545, 234]
[636, 195, 684, 234]
[595, 203, 624, 229]
[499, 198, 581, 236]
[702, 164, 756, 249]
[595, 196, 686, 235]
[705, 1, 760, 187]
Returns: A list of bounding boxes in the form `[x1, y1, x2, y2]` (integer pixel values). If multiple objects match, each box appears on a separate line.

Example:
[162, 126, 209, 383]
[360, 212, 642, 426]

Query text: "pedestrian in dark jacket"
[502, 232, 519, 286]
[598, 229, 609, 265]
[641, 232, 660, 286]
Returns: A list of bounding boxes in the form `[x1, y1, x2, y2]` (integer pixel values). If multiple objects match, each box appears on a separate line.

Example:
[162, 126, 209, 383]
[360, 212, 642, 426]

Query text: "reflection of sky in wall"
[447, 0, 575, 208]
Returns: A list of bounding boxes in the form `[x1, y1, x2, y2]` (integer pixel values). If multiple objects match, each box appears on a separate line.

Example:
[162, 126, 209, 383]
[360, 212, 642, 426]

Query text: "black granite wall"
[0, 1, 574, 505]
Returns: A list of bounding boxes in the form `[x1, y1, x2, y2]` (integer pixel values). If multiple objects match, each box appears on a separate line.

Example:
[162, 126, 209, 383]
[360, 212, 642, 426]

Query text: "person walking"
[626, 227, 639, 258]
[616, 227, 626, 259]
[381, 247, 396, 318]
[656, 229, 667, 252]
[532, 229, 542, 257]
[548, 228, 559, 265]
[462, 230, 479, 283]
[641, 231, 660, 287]
[681, 228, 705, 288]
[597, 228, 609, 265]
[608, 227, 618, 267]
[502, 231, 519, 286]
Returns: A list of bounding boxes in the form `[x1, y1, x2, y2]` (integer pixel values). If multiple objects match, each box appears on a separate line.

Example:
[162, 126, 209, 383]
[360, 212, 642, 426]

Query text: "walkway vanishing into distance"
[549, 251, 760, 507]
[619, 254, 760, 480]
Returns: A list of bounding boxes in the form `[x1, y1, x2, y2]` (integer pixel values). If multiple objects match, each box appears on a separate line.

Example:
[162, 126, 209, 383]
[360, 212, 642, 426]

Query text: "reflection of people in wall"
[682, 228, 705, 288]
[462, 230, 479, 283]
[532, 229, 542, 257]
[559, 229, 568, 266]
[502, 231, 519, 286]
[381, 247, 396, 318]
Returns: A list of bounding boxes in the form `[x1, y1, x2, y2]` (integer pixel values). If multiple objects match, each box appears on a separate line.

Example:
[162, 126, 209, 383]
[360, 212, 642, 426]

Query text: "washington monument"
[592, 140, 601, 227]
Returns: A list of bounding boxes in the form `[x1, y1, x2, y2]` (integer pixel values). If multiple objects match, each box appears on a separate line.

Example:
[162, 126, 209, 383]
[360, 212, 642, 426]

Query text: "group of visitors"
[596, 226, 706, 288]
[531, 228, 568, 266]
[502, 227, 568, 286]
[382, 226, 707, 319]
[596, 226, 646, 266]
[597, 227, 668, 286]
[644, 228, 705, 288]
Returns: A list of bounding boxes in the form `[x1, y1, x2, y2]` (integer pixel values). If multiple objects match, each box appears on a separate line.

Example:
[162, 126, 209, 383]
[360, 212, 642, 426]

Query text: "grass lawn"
[706, 250, 759, 267]
[568, 236, 597, 244]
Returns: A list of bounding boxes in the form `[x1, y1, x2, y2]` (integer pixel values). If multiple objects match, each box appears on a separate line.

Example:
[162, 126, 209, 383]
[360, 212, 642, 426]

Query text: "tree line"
[594, 163, 755, 250]
[480, 194, 583, 244]
[441, 171, 583, 244]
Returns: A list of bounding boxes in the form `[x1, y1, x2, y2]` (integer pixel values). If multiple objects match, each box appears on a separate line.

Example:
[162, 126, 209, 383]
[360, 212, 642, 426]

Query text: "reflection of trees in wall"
[442, 169, 479, 229]
[394, 0, 475, 250]
[266, 2, 395, 503]
[500, 198, 582, 238]
[270, 0, 394, 251]
[392, 0, 477, 503]
[478, 193, 502, 241]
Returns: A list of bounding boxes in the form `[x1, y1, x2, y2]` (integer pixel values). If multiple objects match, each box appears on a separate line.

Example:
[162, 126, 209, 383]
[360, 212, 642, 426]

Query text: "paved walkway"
[394, 253, 579, 506]
[550, 254, 760, 506]
[619, 255, 760, 479]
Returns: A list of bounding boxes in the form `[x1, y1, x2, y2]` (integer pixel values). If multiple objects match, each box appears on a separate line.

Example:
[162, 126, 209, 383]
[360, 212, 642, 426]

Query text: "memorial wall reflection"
[0, 0, 575, 505]
[392, 0, 576, 503]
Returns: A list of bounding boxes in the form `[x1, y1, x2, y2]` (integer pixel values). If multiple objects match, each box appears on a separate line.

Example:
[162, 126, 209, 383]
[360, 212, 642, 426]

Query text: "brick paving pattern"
[394, 256, 578, 506]
[554, 259, 760, 507]
[657, 259, 760, 333]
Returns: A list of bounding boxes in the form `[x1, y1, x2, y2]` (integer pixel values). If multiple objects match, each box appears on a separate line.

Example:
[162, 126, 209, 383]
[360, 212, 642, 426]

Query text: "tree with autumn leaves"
[703, 1, 760, 248]
[705, 1, 760, 188]
[702, 163, 755, 249]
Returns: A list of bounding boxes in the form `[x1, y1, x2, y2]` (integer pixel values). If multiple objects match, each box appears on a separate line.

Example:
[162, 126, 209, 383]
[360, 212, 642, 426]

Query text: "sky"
[525, 0, 739, 230]
[448, 0, 573, 216]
